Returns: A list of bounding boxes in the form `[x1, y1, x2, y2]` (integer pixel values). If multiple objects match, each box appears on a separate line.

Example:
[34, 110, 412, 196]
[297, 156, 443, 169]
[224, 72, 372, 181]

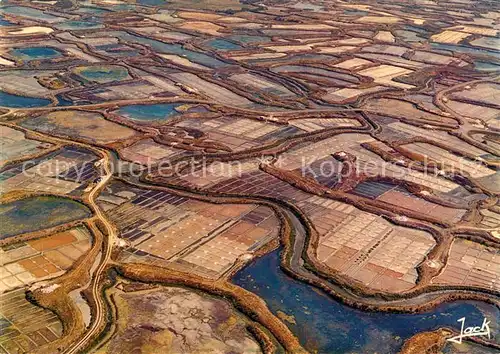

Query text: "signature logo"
[447, 317, 491, 344]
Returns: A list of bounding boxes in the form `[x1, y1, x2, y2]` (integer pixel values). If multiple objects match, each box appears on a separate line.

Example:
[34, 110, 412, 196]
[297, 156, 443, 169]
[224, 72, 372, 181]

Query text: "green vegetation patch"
[0, 196, 91, 239]
[72, 65, 130, 84]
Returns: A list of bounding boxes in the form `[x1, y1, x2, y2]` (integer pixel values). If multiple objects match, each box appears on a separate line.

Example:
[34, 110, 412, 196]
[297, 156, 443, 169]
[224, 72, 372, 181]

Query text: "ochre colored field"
[430, 30, 470, 44]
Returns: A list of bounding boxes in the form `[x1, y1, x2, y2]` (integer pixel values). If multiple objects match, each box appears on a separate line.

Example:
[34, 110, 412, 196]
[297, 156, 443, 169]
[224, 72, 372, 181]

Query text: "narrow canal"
[233, 249, 499, 353]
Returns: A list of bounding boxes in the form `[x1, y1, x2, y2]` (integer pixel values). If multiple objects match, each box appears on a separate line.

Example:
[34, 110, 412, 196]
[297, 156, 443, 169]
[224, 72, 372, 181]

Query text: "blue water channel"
[233, 250, 499, 353]
[0, 91, 51, 108]
[9, 47, 63, 61]
[343, 9, 369, 16]
[116, 103, 182, 121]
[55, 20, 103, 30]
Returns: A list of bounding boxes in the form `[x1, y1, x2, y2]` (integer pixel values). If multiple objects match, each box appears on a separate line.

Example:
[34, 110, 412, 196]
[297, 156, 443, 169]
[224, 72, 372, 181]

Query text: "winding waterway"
[233, 249, 499, 353]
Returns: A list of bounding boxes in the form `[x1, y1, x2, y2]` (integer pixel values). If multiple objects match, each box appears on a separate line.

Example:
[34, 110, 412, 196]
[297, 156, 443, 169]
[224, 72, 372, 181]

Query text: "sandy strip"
[0, 57, 15, 66]
[7, 26, 54, 35]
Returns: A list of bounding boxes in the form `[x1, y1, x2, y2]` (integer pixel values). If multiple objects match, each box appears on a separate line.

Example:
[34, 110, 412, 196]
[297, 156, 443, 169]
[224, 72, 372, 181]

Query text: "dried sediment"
[114, 263, 308, 354]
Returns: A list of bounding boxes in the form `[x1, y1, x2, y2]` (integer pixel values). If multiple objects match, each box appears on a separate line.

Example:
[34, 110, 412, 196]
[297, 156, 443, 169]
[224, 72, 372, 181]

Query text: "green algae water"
[0, 196, 91, 239]
[0, 6, 64, 22]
